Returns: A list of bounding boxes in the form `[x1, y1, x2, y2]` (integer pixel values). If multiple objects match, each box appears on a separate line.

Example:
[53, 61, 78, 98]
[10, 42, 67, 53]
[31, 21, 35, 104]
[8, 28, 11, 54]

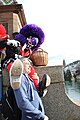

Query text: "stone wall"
[1, 64, 80, 120]
[35, 65, 80, 120]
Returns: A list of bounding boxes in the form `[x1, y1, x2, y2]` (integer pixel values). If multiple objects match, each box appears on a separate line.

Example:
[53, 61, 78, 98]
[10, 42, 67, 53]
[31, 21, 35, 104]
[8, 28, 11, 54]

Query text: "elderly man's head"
[21, 57, 31, 74]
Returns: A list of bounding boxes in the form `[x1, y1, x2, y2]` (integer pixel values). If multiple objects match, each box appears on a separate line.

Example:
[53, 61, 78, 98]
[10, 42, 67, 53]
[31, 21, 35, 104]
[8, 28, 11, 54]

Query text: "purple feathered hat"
[15, 24, 45, 51]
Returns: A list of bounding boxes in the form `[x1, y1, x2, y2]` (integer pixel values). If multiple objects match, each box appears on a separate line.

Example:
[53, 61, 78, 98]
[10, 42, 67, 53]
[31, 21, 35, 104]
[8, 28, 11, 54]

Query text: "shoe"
[41, 74, 51, 89]
[43, 89, 48, 97]
[10, 59, 23, 89]
[44, 74, 51, 87]
[39, 74, 51, 97]
[44, 115, 49, 120]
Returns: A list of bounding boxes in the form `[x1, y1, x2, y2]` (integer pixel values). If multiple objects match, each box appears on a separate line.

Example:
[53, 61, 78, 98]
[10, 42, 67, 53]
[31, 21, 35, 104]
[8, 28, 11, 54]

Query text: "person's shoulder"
[21, 73, 29, 82]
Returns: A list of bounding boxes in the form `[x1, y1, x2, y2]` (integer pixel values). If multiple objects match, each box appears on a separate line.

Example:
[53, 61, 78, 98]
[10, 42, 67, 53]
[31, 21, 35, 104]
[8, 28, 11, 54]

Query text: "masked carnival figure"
[0, 24, 51, 97]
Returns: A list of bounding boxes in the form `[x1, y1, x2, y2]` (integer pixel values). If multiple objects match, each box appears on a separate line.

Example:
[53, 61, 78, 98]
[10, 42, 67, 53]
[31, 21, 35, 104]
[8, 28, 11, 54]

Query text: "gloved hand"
[44, 115, 49, 120]
[7, 39, 20, 47]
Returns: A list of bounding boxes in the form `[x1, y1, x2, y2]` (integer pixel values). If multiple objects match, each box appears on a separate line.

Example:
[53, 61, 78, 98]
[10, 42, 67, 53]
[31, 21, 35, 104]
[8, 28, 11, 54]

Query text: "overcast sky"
[17, 0, 80, 65]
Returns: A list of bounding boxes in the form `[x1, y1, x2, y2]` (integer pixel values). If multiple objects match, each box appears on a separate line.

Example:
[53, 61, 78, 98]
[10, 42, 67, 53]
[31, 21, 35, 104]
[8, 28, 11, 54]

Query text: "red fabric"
[7, 62, 13, 73]
[20, 47, 30, 57]
[29, 66, 39, 90]
[0, 24, 10, 41]
[0, 35, 10, 41]
[0, 24, 6, 36]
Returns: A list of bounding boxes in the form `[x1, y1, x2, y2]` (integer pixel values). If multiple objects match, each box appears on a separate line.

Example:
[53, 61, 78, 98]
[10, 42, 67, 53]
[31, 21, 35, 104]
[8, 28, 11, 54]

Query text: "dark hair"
[12, 32, 19, 39]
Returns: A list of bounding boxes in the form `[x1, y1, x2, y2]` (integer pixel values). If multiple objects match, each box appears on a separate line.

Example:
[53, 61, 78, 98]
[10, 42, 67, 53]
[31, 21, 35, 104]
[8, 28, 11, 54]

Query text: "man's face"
[23, 58, 31, 74]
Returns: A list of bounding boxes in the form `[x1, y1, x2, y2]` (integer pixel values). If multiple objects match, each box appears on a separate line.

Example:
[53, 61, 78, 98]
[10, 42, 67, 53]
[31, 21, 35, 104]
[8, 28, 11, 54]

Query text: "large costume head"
[15, 24, 45, 51]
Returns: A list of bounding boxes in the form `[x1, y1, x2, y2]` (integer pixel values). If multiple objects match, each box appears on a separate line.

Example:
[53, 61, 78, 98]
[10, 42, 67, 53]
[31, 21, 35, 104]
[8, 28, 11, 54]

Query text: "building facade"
[0, 1, 27, 99]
